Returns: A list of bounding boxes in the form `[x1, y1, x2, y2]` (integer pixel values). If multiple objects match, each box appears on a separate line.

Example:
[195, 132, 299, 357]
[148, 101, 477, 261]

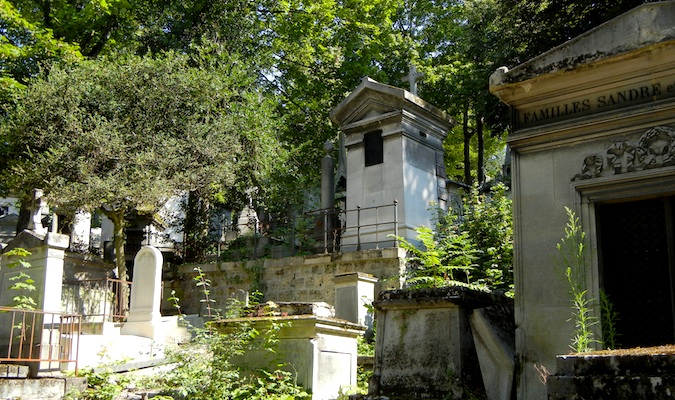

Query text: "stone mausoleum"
[490, 2, 675, 399]
[330, 77, 452, 251]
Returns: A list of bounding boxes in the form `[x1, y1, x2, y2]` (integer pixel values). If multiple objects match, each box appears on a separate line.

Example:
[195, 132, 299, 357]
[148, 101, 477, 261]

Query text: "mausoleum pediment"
[329, 77, 452, 134]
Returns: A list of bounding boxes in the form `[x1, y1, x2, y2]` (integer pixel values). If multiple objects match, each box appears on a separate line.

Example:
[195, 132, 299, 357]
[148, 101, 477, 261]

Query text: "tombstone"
[238, 188, 259, 236]
[329, 77, 452, 251]
[217, 302, 365, 400]
[489, 3, 675, 399]
[70, 209, 91, 252]
[121, 246, 163, 340]
[333, 272, 377, 330]
[231, 289, 249, 307]
[369, 287, 512, 399]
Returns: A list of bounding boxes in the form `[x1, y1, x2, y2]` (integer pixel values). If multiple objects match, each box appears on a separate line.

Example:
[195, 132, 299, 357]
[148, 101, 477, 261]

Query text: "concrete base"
[0, 376, 86, 400]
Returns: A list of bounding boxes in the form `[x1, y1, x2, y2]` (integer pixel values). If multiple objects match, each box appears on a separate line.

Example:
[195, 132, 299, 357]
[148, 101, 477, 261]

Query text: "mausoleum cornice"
[329, 76, 453, 135]
[340, 108, 447, 150]
[507, 99, 675, 152]
[490, 1, 675, 87]
[490, 2, 675, 146]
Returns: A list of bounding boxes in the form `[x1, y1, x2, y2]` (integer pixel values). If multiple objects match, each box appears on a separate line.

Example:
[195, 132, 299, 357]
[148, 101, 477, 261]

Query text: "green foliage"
[600, 289, 620, 350]
[397, 183, 513, 294]
[4, 248, 37, 310]
[193, 266, 218, 318]
[65, 368, 131, 400]
[396, 226, 478, 288]
[458, 183, 513, 291]
[556, 207, 598, 353]
[357, 335, 374, 358]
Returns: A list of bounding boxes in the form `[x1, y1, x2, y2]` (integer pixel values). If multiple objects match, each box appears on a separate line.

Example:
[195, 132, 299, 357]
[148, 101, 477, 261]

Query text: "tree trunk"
[462, 104, 473, 184]
[100, 206, 129, 312]
[184, 190, 210, 262]
[477, 115, 485, 184]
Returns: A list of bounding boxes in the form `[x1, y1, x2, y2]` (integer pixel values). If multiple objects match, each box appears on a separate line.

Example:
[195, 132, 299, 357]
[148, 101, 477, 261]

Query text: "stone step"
[0, 364, 29, 378]
[0, 376, 86, 400]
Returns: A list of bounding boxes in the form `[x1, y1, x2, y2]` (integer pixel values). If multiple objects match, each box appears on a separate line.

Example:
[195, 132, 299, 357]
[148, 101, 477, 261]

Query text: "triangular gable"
[329, 77, 452, 132]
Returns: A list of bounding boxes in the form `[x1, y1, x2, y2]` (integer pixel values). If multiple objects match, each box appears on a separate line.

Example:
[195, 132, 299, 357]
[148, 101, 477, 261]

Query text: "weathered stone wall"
[171, 248, 407, 315]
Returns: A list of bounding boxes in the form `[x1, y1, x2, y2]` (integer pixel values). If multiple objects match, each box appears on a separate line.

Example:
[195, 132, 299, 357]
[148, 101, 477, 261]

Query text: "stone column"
[121, 246, 163, 340]
[0, 230, 69, 377]
[321, 141, 336, 252]
[0, 231, 69, 312]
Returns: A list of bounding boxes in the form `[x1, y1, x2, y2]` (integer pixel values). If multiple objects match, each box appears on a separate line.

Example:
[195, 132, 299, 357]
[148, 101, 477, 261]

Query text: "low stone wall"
[172, 248, 407, 315]
[548, 347, 675, 399]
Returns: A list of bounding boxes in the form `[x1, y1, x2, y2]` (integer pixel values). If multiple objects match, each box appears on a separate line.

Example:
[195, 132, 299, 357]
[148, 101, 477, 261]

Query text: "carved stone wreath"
[572, 126, 675, 181]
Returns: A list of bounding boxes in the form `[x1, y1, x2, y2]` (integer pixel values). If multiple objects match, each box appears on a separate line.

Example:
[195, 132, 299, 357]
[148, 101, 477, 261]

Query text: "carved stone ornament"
[572, 126, 675, 181]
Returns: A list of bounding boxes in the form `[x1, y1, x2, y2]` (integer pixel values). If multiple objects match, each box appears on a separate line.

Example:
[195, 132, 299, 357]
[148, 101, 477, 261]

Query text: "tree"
[1, 52, 282, 284]
[0, 0, 82, 113]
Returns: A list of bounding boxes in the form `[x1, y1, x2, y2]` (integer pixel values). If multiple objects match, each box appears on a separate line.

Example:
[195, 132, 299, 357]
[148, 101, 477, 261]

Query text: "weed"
[556, 207, 598, 353]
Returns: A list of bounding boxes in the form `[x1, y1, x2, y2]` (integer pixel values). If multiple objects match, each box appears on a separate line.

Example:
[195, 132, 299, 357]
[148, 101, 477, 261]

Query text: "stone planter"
[548, 346, 675, 399]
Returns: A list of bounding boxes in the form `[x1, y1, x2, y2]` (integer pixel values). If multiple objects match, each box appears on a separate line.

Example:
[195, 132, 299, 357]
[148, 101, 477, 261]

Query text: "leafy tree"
[0, 52, 282, 284]
[0, 0, 82, 114]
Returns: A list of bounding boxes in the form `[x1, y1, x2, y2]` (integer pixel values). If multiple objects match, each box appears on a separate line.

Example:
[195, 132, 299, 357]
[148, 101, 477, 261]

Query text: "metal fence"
[0, 307, 81, 375]
[62, 278, 131, 322]
[215, 201, 399, 260]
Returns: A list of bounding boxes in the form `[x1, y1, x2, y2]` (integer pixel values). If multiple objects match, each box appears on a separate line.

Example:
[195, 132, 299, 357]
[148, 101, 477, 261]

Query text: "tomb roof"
[329, 76, 452, 132]
[490, 1, 675, 88]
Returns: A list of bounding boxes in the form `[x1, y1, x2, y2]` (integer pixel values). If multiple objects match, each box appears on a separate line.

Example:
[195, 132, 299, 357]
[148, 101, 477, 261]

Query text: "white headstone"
[237, 205, 258, 236]
[121, 246, 163, 339]
[70, 210, 91, 251]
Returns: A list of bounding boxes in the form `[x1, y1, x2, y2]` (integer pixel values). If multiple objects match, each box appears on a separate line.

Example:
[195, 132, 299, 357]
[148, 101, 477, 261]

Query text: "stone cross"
[402, 64, 425, 96]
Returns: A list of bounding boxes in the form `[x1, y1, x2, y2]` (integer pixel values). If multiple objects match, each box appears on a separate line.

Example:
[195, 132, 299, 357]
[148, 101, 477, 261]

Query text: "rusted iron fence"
[0, 307, 81, 374]
[62, 278, 131, 322]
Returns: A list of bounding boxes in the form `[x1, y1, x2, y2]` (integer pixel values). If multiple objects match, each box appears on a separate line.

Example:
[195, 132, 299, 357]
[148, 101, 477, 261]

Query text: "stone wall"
[172, 248, 407, 315]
